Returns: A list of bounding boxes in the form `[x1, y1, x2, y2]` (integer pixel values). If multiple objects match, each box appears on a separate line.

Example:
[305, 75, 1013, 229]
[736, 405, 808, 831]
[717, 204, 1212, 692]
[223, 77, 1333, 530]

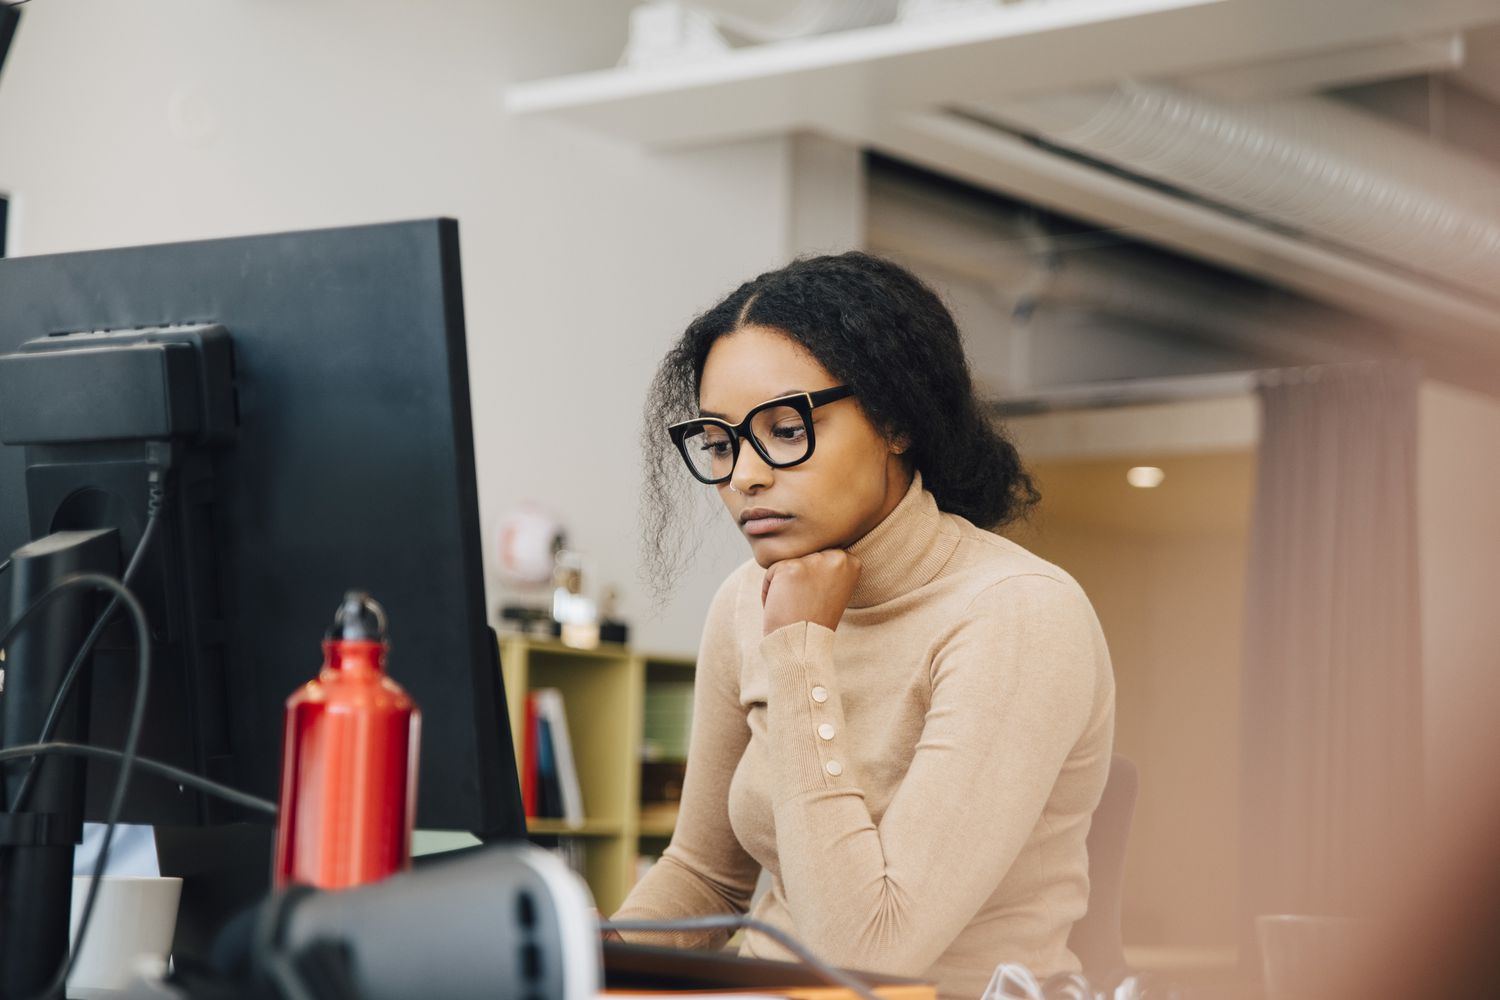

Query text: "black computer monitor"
[0, 7, 19, 87]
[0, 219, 526, 973]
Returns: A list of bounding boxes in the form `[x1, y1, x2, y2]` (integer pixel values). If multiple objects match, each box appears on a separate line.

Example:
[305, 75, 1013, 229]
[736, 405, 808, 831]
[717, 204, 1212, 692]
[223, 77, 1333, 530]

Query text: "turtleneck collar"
[846, 471, 958, 608]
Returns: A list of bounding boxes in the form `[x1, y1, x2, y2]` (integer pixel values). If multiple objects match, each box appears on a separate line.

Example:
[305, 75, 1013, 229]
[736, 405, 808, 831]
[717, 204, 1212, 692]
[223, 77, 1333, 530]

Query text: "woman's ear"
[890, 434, 912, 456]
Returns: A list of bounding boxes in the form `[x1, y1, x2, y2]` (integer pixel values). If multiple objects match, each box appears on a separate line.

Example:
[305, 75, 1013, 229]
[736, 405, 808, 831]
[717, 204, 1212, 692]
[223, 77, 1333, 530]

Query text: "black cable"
[0, 573, 151, 1000]
[601, 915, 884, 1000]
[0, 743, 276, 816]
[11, 507, 164, 811]
[0, 558, 11, 577]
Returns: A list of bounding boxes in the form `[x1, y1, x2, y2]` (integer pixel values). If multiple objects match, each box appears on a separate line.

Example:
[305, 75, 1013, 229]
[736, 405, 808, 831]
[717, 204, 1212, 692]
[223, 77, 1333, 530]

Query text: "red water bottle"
[273, 591, 420, 889]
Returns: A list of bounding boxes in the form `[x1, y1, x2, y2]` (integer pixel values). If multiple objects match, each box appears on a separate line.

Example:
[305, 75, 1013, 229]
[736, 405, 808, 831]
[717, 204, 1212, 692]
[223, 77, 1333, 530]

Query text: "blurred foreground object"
[1330, 720, 1500, 999]
[126, 845, 599, 1000]
[1256, 915, 1369, 1000]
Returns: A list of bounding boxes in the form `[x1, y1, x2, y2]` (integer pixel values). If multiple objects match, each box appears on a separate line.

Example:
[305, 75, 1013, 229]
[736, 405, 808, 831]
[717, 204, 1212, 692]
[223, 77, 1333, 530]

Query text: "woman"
[615, 252, 1115, 999]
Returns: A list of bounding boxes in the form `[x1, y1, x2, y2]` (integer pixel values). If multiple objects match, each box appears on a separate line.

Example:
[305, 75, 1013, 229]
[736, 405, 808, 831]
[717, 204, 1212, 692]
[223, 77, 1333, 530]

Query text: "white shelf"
[504, 0, 1500, 148]
[503, 0, 1500, 356]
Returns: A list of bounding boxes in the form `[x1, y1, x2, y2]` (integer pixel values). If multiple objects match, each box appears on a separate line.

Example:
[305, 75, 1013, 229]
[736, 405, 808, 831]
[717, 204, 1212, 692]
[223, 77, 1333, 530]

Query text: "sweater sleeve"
[611, 569, 761, 949]
[759, 573, 1103, 974]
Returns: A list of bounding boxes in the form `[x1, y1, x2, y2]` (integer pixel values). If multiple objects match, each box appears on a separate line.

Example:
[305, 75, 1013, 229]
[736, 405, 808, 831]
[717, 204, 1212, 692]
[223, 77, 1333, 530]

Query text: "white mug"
[67, 876, 182, 999]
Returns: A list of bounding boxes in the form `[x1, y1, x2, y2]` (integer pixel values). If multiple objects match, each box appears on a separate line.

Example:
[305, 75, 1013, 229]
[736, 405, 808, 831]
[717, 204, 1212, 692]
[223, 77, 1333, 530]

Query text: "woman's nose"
[729, 439, 773, 494]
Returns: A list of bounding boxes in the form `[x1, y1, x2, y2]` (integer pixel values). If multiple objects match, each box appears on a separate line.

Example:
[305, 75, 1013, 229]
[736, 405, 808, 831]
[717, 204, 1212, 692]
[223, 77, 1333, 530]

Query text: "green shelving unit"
[499, 636, 693, 914]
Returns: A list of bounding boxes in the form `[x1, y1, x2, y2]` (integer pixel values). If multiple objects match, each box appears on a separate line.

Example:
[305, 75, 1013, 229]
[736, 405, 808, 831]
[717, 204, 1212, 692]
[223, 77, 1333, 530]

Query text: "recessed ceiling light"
[1127, 466, 1165, 489]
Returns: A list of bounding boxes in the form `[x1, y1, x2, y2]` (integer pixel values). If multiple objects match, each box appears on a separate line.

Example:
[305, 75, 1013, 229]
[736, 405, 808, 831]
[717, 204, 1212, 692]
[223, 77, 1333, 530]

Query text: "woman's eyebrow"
[699, 389, 807, 419]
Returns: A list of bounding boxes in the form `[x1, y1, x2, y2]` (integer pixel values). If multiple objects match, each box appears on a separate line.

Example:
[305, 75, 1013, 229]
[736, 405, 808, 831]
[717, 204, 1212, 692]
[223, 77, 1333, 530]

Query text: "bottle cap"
[328, 590, 388, 642]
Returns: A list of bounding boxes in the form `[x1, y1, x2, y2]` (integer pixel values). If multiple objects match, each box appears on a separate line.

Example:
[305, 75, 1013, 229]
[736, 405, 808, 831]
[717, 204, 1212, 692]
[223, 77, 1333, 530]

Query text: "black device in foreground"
[0, 219, 527, 995]
[203, 844, 601, 1000]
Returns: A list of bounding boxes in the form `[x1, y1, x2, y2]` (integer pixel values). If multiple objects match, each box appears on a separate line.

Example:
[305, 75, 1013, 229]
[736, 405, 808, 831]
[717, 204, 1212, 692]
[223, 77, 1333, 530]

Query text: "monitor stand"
[0, 528, 120, 999]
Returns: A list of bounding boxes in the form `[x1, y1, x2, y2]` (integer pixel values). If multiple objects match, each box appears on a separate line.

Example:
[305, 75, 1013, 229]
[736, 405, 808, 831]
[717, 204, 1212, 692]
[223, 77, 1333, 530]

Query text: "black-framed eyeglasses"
[667, 386, 854, 485]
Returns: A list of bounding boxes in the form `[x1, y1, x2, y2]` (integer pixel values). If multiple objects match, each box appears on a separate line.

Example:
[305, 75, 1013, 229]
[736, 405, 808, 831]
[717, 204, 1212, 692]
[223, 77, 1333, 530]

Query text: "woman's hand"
[761, 550, 862, 637]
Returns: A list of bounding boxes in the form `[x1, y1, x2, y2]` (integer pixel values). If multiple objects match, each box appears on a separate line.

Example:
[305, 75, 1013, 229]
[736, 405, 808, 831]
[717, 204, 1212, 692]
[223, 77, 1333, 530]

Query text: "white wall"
[1004, 381, 1500, 949]
[1006, 405, 1257, 952]
[0, 0, 863, 653]
[1419, 381, 1500, 835]
[1013, 521, 1247, 949]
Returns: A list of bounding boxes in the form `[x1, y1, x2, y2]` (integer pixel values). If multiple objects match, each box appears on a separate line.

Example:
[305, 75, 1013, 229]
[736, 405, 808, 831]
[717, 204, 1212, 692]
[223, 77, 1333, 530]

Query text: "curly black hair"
[640, 251, 1038, 594]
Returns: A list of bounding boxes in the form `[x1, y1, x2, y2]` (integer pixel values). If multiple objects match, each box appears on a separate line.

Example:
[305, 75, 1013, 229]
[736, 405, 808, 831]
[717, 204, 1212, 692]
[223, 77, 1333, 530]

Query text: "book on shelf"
[522, 687, 585, 829]
[642, 680, 694, 761]
[536, 687, 585, 825]
[536, 710, 561, 819]
[522, 694, 538, 817]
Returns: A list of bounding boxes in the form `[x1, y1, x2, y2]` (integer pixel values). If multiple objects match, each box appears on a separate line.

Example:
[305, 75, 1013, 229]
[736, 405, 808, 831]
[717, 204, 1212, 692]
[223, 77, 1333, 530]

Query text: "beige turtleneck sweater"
[614, 474, 1116, 999]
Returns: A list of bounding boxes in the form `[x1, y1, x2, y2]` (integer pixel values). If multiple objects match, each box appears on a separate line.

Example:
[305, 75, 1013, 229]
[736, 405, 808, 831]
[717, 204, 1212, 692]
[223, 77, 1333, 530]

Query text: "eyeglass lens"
[681, 403, 810, 482]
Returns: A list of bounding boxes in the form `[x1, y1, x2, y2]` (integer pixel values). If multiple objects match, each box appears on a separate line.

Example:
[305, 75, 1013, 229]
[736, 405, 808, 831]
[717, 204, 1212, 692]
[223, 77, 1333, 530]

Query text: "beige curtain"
[1238, 362, 1423, 951]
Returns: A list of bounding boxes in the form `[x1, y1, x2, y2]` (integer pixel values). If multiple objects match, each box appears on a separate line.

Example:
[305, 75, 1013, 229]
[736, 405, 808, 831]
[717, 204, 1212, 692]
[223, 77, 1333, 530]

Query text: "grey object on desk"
[126, 843, 600, 1000]
[272, 844, 598, 1000]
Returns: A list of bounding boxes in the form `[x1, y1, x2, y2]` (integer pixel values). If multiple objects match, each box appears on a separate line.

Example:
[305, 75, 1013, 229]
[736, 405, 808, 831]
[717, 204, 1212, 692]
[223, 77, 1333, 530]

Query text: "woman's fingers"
[761, 550, 862, 636]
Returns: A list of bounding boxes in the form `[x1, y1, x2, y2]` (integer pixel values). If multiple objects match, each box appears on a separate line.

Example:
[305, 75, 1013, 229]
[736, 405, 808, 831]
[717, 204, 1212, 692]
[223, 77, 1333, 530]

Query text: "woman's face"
[696, 325, 912, 567]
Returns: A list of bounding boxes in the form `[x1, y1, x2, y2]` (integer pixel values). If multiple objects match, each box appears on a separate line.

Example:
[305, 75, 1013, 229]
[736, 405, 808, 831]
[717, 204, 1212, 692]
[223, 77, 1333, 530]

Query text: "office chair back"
[1067, 754, 1139, 989]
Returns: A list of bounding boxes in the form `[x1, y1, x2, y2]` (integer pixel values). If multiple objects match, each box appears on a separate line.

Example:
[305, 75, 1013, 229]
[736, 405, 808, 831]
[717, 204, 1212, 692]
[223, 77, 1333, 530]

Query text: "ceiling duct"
[966, 82, 1500, 305]
[866, 171, 1386, 366]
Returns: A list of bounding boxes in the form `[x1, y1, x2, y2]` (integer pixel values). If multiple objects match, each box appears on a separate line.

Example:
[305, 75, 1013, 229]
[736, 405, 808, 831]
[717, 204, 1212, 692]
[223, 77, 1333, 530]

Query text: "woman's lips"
[742, 516, 794, 537]
[739, 508, 794, 537]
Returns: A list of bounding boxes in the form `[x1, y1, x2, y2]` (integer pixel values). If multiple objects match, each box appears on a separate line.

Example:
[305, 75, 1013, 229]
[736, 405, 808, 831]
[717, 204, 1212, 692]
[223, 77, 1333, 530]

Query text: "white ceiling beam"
[504, 0, 1500, 376]
[1177, 33, 1465, 100]
[506, 0, 1500, 147]
[1456, 23, 1500, 104]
